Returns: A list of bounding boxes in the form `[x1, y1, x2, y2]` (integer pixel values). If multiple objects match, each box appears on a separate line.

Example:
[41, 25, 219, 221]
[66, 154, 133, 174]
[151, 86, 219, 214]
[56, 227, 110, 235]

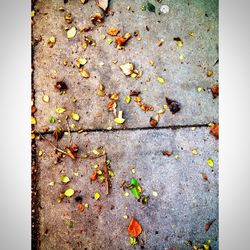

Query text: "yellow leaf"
[38, 150, 43, 157]
[56, 107, 66, 114]
[157, 77, 165, 84]
[177, 41, 183, 47]
[60, 176, 70, 184]
[92, 149, 99, 155]
[64, 188, 74, 197]
[207, 159, 214, 168]
[192, 149, 198, 155]
[31, 116, 36, 125]
[94, 192, 100, 200]
[71, 112, 80, 121]
[125, 95, 131, 104]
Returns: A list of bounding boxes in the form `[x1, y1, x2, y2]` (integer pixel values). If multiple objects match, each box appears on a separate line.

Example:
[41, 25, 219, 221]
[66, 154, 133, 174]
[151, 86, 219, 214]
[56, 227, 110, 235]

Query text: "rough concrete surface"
[36, 128, 218, 250]
[32, 0, 219, 249]
[32, 0, 218, 132]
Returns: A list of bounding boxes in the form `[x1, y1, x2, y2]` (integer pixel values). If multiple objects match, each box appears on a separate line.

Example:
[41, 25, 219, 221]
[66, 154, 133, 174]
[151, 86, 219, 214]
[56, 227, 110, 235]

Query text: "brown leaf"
[53, 128, 64, 141]
[162, 151, 172, 156]
[70, 144, 79, 152]
[166, 97, 181, 114]
[210, 123, 219, 139]
[205, 219, 216, 232]
[90, 171, 97, 181]
[31, 105, 37, 114]
[138, 102, 154, 111]
[96, 0, 109, 11]
[130, 90, 141, 96]
[115, 33, 131, 47]
[90, 12, 104, 25]
[211, 84, 219, 98]
[201, 172, 208, 181]
[150, 117, 158, 127]
[55, 81, 68, 91]
[66, 148, 76, 159]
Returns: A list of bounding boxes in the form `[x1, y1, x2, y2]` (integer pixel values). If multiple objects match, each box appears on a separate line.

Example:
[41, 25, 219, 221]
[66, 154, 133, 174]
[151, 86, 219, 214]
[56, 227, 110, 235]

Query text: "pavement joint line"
[35, 123, 215, 136]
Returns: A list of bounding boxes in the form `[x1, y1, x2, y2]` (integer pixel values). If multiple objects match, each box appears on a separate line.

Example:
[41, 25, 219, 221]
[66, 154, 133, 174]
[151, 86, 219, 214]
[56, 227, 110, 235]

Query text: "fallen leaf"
[55, 81, 68, 91]
[64, 188, 74, 197]
[71, 112, 80, 121]
[207, 159, 214, 168]
[128, 217, 142, 237]
[31, 116, 36, 125]
[79, 68, 90, 78]
[130, 178, 142, 199]
[162, 151, 172, 156]
[207, 70, 213, 77]
[114, 110, 125, 124]
[115, 33, 131, 47]
[107, 27, 120, 36]
[130, 90, 141, 96]
[211, 83, 219, 98]
[90, 171, 97, 181]
[157, 76, 165, 84]
[94, 192, 100, 200]
[49, 116, 55, 123]
[64, 12, 73, 24]
[157, 38, 164, 47]
[138, 102, 154, 111]
[42, 95, 50, 103]
[60, 176, 70, 184]
[166, 97, 181, 114]
[90, 12, 104, 24]
[77, 203, 84, 212]
[146, 2, 155, 12]
[149, 117, 158, 127]
[173, 37, 183, 47]
[201, 172, 208, 181]
[48, 36, 56, 48]
[56, 107, 66, 114]
[76, 58, 87, 68]
[205, 219, 216, 232]
[67, 27, 77, 39]
[96, 0, 109, 11]
[210, 123, 219, 139]
[53, 127, 63, 141]
[70, 144, 79, 152]
[125, 96, 131, 104]
[66, 148, 76, 159]
[130, 237, 137, 245]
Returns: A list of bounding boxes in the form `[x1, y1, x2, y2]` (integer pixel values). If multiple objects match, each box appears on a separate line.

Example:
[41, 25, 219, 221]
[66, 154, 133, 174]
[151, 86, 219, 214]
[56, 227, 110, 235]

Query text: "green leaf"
[130, 178, 142, 199]
[147, 2, 155, 12]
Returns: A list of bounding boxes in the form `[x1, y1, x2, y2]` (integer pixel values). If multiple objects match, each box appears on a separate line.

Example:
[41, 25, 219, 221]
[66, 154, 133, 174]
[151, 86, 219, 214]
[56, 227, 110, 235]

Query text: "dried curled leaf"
[162, 151, 173, 156]
[107, 27, 120, 36]
[96, 0, 109, 11]
[173, 37, 183, 47]
[130, 90, 141, 96]
[210, 123, 219, 139]
[205, 219, 216, 232]
[55, 81, 68, 91]
[115, 33, 131, 47]
[90, 12, 104, 25]
[211, 83, 219, 98]
[166, 97, 181, 114]
[128, 217, 142, 237]
[85, 36, 96, 46]
[64, 13, 73, 24]
[79, 68, 90, 78]
[53, 127, 64, 141]
[67, 27, 77, 39]
[138, 102, 154, 111]
[120, 63, 134, 76]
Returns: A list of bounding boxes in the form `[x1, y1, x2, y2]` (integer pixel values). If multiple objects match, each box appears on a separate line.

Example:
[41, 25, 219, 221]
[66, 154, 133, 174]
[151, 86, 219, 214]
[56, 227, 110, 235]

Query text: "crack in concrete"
[35, 122, 215, 136]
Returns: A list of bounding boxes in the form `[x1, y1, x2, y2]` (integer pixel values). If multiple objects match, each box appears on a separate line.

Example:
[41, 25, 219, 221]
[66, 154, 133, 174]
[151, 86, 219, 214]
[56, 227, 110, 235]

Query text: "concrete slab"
[35, 127, 218, 249]
[32, 0, 218, 132]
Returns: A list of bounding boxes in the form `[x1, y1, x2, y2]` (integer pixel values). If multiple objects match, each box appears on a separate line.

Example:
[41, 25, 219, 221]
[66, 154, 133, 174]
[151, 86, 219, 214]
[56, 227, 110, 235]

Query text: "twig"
[103, 153, 109, 195]
[38, 133, 68, 155]
[65, 117, 72, 144]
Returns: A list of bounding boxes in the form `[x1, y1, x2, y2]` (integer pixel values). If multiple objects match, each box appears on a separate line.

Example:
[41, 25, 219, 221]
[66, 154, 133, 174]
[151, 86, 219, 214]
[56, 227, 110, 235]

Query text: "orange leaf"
[128, 217, 142, 237]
